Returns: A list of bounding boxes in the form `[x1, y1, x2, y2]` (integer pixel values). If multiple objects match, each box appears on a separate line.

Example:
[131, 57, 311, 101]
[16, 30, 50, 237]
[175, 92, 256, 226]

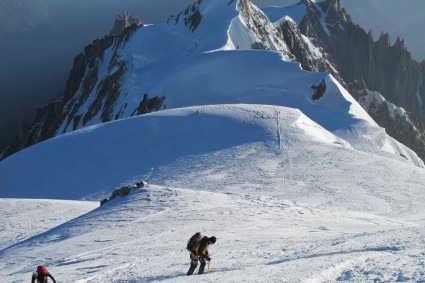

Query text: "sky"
[1, 0, 425, 152]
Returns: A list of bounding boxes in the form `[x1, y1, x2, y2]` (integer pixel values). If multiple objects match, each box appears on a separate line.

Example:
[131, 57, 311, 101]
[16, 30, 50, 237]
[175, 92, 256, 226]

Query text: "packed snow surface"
[1, 104, 425, 282]
[0, 199, 98, 250]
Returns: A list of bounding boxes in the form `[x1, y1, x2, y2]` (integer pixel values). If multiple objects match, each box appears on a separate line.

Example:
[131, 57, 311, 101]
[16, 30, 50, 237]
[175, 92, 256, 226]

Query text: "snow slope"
[1, 104, 425, 282]
[0, 199, 98, 250]
[1, 104, 423, 202]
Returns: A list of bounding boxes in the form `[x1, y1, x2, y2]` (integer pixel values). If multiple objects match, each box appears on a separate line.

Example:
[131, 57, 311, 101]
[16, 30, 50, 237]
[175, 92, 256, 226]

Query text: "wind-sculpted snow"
[0, 105, 346, 200]
[1, 104, 424, 214]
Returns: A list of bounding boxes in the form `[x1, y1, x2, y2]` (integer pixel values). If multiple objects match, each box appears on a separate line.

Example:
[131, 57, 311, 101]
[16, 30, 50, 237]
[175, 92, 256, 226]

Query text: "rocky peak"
[167, 0, 203, 32]
[239, 0, 250, 17]
[322, 0, 351, 29]
[298, 2, 328, 40]
[301, 0, 322, 18]
[276, 15, 340, 80]
[376, 32, 391, 48]
[110, 10, 143, 36]
[237, 0, 293, 55]
[300, 0, 351, 37]
[394, 36, 406, 50]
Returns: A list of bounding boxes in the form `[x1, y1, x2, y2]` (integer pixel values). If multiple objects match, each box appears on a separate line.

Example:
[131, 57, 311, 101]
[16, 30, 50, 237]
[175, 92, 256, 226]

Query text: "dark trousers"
[187, 253, 207, 275]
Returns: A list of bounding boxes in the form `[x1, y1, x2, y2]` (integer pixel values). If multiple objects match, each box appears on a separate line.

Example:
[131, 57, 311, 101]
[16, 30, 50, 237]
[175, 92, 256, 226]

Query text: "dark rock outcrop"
[168, 0, 203, 32]
[348, 81, 425, 160]
[100, 181, 146, 205]
[110, 10, 143, 36]
[131, 94, 166, 116]
[276, 17, 340, 81]
[311, 79, 326, 101]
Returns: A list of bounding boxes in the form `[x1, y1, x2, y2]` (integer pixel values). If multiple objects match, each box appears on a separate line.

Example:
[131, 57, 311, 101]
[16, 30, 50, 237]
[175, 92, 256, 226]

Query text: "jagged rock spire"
[377, 32, 391, 47]
[110, 10, 143, 36]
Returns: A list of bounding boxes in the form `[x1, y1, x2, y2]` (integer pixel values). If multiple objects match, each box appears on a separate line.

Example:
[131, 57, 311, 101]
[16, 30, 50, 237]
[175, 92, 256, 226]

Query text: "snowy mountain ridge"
[1, 0, 423, 168]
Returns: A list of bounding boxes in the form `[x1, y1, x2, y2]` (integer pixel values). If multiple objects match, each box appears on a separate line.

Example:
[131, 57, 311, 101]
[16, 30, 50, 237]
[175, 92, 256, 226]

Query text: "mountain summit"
[109, 10, 143, 36]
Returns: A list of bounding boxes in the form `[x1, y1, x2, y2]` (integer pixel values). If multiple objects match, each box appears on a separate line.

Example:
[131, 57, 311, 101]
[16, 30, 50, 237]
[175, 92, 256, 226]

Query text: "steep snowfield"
[1, 104, 348, 200]
[0, 199, 98, 250]
[1, 104, 425, 282]
[1, 104, 423, 202]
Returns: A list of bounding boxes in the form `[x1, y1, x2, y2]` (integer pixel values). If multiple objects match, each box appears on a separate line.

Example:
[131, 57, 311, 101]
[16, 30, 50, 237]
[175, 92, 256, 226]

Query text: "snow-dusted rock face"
[231, 0, 294, 56]
[264, 0, 425, 161]
[348, 80, 425, 160]
[1, 25, 140, 159]
[275, 16, 340, 80]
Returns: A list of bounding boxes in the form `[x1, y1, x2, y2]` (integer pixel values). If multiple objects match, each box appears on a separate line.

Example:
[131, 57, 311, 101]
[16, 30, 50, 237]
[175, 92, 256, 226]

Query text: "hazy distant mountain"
[340, 0, 425, 61]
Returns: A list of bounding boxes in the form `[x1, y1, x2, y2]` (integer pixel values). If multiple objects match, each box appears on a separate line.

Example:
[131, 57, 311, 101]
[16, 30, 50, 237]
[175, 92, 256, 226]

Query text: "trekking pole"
[208, 261, 210, 273]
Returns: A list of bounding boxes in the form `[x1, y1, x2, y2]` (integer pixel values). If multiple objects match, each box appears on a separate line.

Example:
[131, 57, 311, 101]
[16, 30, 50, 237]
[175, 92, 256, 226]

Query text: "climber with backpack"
[31, 265, 57, 283]
[186, 232, 217, 275]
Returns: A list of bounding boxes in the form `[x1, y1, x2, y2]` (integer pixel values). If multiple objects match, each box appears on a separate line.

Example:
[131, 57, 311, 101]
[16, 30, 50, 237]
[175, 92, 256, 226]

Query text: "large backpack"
[187, 232, 203, 253]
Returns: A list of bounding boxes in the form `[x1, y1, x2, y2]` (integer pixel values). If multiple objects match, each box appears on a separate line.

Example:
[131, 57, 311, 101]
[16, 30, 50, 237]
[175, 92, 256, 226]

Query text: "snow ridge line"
[275, 109, 287, 192]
